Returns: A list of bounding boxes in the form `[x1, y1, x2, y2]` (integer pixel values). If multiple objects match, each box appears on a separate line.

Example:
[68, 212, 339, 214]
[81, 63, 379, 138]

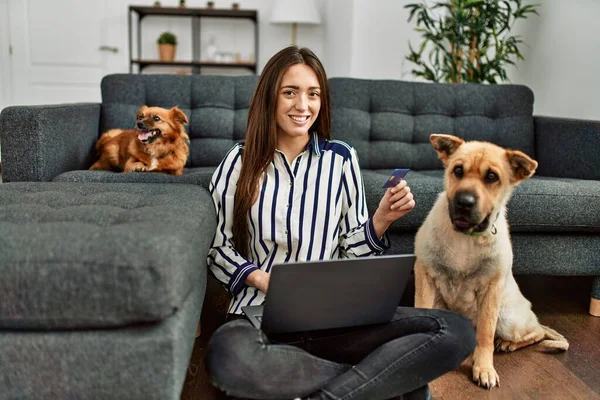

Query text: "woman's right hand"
[245, 270, 271, 293]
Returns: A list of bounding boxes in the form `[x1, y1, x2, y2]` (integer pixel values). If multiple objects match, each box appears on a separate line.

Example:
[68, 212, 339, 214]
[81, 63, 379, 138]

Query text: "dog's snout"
[455, 191, 477, 210]
[136, 121, 145, 129]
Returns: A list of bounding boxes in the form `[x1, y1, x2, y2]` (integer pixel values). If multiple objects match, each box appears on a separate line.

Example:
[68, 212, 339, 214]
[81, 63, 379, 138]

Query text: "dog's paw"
[472, 364, 500, 389]
[125, 162, 147, 173]
[495, 338, 518, 353]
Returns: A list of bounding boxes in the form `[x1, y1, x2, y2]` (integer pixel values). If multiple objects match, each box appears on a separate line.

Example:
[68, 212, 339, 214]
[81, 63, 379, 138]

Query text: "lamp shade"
[270, 0, 321, 25]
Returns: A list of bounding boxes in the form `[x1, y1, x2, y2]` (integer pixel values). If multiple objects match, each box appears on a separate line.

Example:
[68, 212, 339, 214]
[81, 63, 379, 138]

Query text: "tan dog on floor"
[414, 134, 568, 390]
[90, 105, 189, 175]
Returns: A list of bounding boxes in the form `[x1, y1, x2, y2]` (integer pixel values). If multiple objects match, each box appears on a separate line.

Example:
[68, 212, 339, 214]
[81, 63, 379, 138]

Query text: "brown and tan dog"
[90, 105, 189, 175]
[414, 134, 568, 389]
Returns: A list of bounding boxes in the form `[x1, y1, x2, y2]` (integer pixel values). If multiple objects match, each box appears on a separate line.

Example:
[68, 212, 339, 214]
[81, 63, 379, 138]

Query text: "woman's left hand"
[372, 180, 415, 238]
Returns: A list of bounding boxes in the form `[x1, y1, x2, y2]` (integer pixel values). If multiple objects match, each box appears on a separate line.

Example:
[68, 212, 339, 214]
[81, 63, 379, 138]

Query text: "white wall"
[0, 0, 12, 111]
[507, 0, 600, 120]
[350, 0, 420, 80]
[323, 0, 433, 80]
[322, 0, 354, 78]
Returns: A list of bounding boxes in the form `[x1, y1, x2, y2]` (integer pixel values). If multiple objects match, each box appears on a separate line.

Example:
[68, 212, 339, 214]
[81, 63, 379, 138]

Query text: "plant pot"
[158, 44, 176, 62]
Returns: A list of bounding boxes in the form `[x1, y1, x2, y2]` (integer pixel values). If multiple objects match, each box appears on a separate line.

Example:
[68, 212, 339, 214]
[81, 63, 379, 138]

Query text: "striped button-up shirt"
[208, 132, 390, 314]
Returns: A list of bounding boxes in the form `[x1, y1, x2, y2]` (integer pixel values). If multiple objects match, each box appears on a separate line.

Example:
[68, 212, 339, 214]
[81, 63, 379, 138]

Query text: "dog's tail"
[95, 129, 122, 152]
[539, 325, 569, 352]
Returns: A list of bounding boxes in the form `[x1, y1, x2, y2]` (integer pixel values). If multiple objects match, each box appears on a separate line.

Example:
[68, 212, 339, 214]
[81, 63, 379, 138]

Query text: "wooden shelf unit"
[128, 5, 259, 74]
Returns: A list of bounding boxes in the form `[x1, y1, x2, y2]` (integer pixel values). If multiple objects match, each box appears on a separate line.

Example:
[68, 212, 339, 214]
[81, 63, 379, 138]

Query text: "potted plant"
[405, 0, 538, 84]
[207, 1, 215, 9]
[157, 32, 177, 62]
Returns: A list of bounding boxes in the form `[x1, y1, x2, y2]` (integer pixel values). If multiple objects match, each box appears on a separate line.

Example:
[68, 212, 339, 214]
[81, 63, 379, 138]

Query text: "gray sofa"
[1, 74, 599, 398]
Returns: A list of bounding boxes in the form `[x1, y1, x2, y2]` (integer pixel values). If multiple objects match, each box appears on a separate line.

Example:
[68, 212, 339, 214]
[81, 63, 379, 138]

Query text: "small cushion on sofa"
[0, 182, 216, 329]
[362, 170, 600, 233]
[53, 167, 217, 189]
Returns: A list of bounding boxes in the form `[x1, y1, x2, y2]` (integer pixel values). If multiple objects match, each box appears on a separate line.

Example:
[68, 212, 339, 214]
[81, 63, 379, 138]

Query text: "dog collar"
[470, 224, 497, 237]
[468, 211, 500, 236]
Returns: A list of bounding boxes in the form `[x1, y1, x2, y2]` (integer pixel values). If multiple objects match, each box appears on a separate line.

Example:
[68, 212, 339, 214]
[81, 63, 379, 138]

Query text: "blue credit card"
[382, 168, 410, 188]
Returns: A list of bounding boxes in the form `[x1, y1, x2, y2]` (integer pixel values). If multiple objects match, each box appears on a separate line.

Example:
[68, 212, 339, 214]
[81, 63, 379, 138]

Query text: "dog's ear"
[170, 107, 188, 125]
[506, 150, 538, 183]
[136, 105, 148, 116]
[430, 134, 464, 165]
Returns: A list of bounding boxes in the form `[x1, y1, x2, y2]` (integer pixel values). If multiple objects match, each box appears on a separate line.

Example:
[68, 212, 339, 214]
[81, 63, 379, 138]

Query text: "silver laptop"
[242, 254, 415, 334]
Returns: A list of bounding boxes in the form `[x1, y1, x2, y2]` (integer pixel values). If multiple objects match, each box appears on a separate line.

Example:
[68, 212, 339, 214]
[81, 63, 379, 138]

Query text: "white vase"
[205, 37, 217, 61]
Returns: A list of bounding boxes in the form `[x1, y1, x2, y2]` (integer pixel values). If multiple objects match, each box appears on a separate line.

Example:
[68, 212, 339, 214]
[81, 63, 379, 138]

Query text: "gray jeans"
[205, 307, 475, 400]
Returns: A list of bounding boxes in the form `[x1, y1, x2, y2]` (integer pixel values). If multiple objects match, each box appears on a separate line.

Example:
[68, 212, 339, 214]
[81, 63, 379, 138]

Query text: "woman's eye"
[485, 171, 499, 183]
[310, 92, 320, 97]
[153, 116, 161, 122]
[283, 90, 295, 96]
[453, 166, 463, 178]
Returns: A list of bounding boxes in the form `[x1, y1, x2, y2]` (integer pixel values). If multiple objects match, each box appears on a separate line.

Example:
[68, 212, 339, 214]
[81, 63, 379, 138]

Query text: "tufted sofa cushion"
[329, 78, 535, 170]
[100, 74, 259, 168]
[0, 182, 216, 329]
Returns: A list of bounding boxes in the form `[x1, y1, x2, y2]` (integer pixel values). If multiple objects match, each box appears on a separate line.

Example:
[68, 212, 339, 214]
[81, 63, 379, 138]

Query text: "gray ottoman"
[0, 182, 216, 400]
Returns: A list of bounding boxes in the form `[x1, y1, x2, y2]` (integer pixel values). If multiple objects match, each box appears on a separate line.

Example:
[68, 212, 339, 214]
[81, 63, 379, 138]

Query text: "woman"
[205, 46, 475, 400]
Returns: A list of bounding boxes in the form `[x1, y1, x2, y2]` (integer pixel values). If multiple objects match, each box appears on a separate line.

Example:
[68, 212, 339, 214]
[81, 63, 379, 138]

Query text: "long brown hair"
[233, 46, 331, 258]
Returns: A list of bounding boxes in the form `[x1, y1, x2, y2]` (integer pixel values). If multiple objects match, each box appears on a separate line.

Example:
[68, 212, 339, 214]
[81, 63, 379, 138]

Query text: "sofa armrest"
[0, 103, 101, 182]
[534, 115, 600, 180]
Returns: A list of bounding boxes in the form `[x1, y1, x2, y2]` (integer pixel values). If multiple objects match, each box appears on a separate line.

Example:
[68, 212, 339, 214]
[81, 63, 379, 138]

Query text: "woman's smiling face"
[275, 63, 321, 142]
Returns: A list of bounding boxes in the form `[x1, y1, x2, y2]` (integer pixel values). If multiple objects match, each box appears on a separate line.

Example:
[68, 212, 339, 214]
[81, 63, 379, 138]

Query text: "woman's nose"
[294, 95, 308, 111]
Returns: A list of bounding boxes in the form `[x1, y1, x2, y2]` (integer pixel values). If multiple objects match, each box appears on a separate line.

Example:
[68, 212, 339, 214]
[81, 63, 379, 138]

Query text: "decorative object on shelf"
[153, 1, 161, 7]
[270, 0, 321, 46]
[207, 1, 214, 9]
[179, 0, 186, 8]
[204, 36, 218, 61]
[405, 0, 539, 84]
[232, 2, 240, 10]
[215, 51, 235, 63]
[157, 31, 177, 61]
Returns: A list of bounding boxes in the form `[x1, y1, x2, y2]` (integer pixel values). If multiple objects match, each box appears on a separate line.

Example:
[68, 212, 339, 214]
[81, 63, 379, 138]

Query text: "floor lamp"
[270, 0, 321, 46]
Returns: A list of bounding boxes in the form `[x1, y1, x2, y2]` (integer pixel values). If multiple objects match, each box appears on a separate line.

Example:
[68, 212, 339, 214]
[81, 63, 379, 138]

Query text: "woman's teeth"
[290, 116, 309, 121]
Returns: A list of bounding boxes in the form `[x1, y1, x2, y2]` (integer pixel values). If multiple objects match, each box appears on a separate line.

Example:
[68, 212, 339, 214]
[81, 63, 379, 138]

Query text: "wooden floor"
[181, 276, 600, 400]
[430, 276, 600, 400]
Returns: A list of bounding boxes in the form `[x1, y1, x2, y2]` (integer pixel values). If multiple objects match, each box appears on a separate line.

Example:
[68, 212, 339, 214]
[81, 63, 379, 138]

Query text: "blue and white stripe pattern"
[207, 132, 390, 314]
